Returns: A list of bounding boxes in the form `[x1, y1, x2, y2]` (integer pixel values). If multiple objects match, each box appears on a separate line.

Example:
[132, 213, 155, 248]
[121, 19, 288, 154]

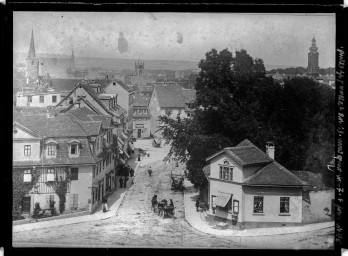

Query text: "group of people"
[151, 195, 175, 209]
[119, 164, 135, 188]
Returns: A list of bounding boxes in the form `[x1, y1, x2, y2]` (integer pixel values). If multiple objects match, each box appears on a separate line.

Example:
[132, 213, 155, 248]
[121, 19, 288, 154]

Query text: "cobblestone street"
[13, 141, 334, 249]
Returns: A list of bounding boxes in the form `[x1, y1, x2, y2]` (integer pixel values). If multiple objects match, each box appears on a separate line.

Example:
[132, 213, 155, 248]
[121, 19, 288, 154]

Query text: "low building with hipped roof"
[203, 139, 308, 229]
[13, 109, 118, 219]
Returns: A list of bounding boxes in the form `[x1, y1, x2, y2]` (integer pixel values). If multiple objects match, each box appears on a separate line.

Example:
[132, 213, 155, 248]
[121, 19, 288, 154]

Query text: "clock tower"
[307, 36, 319, 78]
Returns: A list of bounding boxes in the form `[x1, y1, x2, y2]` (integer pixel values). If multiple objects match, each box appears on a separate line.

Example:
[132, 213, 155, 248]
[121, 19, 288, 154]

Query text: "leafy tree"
[158, 48, 334, 189]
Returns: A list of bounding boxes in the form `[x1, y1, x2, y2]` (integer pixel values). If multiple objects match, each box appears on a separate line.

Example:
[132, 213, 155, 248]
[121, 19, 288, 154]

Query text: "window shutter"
[69, 194, 74, 207]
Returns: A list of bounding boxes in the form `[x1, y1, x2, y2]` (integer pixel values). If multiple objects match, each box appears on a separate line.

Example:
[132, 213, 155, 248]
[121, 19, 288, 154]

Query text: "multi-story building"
[132, 95, 151, 139]
[13, 111, 117, 218]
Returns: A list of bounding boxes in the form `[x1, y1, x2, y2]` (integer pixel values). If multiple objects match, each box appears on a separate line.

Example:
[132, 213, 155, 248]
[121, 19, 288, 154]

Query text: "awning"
[124, 151, 130, 159]
[128, 142, 135, 150]
[121, 131, 128, 140]
[117, 145, 124, 154]
[118, 137, 124, 145]
[215, 192, 232, 207]
[117, 141, 123, 150]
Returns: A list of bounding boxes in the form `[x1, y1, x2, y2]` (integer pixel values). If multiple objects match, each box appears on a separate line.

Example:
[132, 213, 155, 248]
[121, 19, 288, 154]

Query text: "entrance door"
[137, 129, 142, 138]
[21, 196, 31, 213]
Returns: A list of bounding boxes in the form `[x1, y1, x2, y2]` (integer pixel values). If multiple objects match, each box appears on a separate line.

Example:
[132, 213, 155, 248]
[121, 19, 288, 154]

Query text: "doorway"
[137, 129, 142, 138]
[21, 196, 31, 213]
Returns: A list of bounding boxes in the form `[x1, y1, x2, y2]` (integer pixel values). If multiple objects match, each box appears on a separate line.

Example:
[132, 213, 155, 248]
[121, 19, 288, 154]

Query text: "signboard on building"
[135, 124, 144, 128]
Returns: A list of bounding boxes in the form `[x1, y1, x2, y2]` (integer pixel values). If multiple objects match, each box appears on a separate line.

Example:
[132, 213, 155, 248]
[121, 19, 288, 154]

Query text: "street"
[13, 141, 334, 249]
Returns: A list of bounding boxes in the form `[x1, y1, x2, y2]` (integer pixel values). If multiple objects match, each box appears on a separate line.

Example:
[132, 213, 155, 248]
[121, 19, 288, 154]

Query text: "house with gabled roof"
[132, 94, 151, 139]
[205, 139, 307, 229]
[13, 111, 118, 218]
[149, 84, 196, 137]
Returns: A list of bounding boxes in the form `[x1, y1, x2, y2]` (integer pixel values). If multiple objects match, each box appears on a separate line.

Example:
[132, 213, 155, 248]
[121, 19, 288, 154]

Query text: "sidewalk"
[183, 179, 334, 237]
[13, 160, 142, 233]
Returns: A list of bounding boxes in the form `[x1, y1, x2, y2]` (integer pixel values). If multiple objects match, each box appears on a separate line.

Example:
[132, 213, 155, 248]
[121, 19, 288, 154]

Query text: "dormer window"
[45, 139, 58, 157]
[68, 139, 81, 157]
[219, 163, 234, 181]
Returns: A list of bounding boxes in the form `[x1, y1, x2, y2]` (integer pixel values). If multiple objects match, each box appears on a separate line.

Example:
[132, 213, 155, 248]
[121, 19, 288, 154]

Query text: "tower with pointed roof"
[307, 36, 319, 78]
[70, 46, 76, 72]
[26, 30, 39, 79]
[135, 60, 144, 76]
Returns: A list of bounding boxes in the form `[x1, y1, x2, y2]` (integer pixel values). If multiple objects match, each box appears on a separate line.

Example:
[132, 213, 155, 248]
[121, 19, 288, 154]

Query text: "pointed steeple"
[28, 29, 36, 59]
[71, 46, 74, 60]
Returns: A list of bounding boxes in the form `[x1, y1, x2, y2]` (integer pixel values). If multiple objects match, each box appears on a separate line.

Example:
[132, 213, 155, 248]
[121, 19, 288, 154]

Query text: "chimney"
[266, 141, 275, 160]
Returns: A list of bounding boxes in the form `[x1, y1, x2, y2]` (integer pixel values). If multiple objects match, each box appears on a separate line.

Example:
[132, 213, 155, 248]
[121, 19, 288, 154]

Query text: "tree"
[158, 48, 334, 188]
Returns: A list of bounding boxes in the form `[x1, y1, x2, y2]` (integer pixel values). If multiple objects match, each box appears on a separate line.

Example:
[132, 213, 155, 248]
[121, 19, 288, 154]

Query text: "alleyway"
[13, 140, 334, 249]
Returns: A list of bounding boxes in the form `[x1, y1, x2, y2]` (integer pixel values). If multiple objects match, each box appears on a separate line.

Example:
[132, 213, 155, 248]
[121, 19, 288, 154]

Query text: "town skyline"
[14, 12, 336, 68]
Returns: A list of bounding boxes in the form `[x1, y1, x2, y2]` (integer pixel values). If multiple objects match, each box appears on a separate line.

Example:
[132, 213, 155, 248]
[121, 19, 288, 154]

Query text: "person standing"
[148, 166, 152, 176]
[195, 199, 200, 212]
[124, 176, 128, 187]
[119, 177, 124, 188]
[102, 196, 108, 212]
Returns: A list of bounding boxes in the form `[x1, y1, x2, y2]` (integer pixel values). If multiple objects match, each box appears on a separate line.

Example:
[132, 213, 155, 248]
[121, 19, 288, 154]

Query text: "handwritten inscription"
[335, 47, 345, 245]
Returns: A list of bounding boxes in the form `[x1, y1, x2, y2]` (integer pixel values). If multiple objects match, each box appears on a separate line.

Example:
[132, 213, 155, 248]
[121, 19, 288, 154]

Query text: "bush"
[32, 202, 41, 218]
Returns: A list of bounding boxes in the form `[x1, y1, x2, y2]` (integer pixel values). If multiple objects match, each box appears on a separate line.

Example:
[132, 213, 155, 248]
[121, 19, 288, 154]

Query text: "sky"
[13, 12, 336, 68]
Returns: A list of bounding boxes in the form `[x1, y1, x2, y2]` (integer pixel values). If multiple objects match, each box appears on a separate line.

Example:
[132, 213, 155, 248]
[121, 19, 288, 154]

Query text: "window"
[103, 159, 106, 169]
[24, 145, 31, 156]
[211, 195, 217, 208]
[39, 95, 44, 103]
[143, 109, 146, 114]
[70, 194, 78, 209]
[233, 200, 239, 214]
[219, 166, 233, 181]
[253, 196, 264, 214]
[280, 197, 290, 214]
[47, 169, 55, 182]
[28, 96, 32, 103]
[70, 168, 78, 180]
[23, 170, 32, 182]
[52, 95, 57, 103]
[165, 109, 172, 116]
[47, 145, 56, 156]
[93, 166, 95, 178]
[70, 144, 78, 155]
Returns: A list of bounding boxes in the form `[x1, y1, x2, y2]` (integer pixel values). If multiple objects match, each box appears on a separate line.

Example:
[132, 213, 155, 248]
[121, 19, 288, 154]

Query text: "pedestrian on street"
[102, 196, 108, 212]
[119, 177, 124, 188]
[124, 176, 128, 187]
[148, 166, 152, 176]
[130, 168, 134, 177]
[195, 199, 200, 212]
[169, 199, 174, 208]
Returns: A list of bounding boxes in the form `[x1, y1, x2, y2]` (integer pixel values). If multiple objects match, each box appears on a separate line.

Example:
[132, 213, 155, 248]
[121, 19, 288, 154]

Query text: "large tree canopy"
[158, 48, 335, 189]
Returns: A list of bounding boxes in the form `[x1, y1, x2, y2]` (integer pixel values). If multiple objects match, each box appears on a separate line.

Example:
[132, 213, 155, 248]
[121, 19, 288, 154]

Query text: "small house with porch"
[206, 139, 307, 229]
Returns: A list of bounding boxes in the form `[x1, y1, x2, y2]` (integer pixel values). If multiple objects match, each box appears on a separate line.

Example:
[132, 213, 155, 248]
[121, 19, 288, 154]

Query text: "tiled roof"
[292, 171, 333, 191]
[115, 80, 133, 93]
[68, 107, 97, 121]
[79, 121, 102, 136]
[89, 115, 112, 128]
[181, 89, 196, 104]
[225, 146, 273, 166]
[243, 162, 307, 187]
[13, 137, 97, 166]
[50, 79, 82, 92]
[134, 95, 151, 107]
[13, 114, 88, 138]
[154, 84, 186, 108]
[235, 139, 257, 148]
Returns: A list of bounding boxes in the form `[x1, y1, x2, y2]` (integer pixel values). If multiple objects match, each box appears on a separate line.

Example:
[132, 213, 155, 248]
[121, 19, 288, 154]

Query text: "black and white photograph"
[11, 11, 337, 249]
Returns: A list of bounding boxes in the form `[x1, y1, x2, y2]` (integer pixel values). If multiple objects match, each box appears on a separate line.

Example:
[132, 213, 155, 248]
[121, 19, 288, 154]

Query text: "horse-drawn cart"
[170, 171, 185, 191]
[152, 138, 162, 147]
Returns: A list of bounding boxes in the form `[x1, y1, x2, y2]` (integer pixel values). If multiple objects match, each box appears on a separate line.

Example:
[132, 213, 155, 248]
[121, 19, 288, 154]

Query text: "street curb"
[13, 159, 144, 233]
[183, 183, 334, 237]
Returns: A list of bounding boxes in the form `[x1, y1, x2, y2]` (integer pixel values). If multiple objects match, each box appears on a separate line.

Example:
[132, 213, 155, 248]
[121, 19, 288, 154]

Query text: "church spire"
[28, 29, 36, 59]
[71, 46, 74, 59]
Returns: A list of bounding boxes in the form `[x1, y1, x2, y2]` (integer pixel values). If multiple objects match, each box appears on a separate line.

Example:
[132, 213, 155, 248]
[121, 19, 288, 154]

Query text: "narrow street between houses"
[13, 140, 334, 249]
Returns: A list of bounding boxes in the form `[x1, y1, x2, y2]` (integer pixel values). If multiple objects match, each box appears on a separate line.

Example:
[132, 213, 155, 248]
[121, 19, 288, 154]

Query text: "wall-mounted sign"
[135, 124, 144, 128]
